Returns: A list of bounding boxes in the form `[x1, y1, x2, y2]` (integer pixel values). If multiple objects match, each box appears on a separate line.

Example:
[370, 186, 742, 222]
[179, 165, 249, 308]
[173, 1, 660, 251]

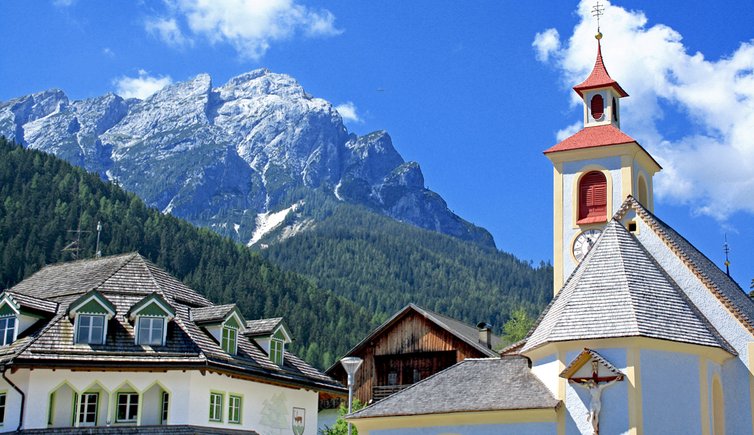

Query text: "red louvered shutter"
[578, 171, 607, 223]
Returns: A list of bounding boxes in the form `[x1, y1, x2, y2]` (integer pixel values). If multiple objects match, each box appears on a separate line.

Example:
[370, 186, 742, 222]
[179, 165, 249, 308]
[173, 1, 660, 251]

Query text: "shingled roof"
[521, 220, 735, 354]
[616, 196, 754, 335]
[2, 253, 344, 394]
[245, 317, 283, 336]
[348, 357, 559, 419]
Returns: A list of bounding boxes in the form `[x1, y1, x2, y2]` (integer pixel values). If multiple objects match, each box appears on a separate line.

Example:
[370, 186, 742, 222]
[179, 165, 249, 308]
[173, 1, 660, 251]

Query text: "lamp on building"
[341, 356, 363, 435]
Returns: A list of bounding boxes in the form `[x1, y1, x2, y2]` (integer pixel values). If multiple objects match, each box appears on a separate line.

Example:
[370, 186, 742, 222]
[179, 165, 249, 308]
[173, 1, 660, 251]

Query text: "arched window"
[579, 171, 607, 223]
[612, 97, 619, 122]
[591, 94, 604, 120]
[637, 176, 648, 207]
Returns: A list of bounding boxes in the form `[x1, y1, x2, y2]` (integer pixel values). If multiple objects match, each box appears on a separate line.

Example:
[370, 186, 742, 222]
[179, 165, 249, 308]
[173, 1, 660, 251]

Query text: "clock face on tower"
[573, 229, 602, 262]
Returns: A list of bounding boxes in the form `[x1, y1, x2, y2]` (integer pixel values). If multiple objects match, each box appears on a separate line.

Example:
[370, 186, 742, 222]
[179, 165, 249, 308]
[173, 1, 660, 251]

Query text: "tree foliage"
[0, 137, 375, 369]
[500, 307, 535, 347]
[321, 400, 365, 435]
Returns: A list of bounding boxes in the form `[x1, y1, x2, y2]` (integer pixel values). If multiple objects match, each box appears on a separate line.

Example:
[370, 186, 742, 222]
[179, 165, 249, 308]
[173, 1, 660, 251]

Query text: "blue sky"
[2, 1, 753, 288]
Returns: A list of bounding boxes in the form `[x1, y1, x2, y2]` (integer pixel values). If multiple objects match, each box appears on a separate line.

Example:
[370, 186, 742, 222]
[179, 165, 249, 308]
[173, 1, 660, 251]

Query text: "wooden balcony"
[372, 385, 411, 401]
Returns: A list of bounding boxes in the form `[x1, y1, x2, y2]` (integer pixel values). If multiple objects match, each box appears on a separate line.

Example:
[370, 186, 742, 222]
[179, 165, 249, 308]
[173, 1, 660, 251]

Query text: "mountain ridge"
[0, 69, 494, 248]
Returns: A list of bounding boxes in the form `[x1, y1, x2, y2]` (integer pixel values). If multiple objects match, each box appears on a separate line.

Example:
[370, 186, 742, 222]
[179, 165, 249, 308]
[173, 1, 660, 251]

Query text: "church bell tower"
[545, 32, 662, 294]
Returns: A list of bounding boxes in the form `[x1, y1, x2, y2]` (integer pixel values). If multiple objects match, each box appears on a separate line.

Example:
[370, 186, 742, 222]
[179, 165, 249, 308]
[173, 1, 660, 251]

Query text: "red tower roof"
[573, 40, 628, 98]
[544, 124, 635, 154]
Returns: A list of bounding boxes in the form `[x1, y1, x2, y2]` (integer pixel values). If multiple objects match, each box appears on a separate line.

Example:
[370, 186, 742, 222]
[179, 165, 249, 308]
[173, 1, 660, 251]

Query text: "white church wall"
[640, 349, 700, 434]
[723, 357, 751, 434]
[531, 353, 560, 398]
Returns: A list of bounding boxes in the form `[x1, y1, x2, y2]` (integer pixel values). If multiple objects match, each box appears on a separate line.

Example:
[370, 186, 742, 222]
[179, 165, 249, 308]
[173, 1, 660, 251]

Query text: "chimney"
[477, 322, 492, 349]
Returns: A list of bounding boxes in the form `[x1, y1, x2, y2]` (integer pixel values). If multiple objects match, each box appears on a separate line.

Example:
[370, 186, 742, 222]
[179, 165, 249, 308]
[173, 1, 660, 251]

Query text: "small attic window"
[591, 94, 604, 120]
[628, 221, 637, 232]
[129, 293, 175, 347]
[0, 317, 16, 346]
[222, 326, 238, 355]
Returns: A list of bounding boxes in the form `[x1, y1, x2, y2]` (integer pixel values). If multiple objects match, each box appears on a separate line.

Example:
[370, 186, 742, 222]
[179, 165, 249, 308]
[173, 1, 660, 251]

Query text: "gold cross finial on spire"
[592, 1, 605, 39]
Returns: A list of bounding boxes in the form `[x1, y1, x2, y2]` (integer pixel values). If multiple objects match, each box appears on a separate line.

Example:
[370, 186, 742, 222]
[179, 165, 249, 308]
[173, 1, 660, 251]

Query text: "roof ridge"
[132, 255, 172, 301]
[610, 221, 646, 336]
[87, 252, 140, 295]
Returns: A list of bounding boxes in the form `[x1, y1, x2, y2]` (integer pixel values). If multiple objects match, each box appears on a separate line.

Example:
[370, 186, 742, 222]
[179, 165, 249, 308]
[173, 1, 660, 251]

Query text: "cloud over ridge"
[534, 0, 754, 221]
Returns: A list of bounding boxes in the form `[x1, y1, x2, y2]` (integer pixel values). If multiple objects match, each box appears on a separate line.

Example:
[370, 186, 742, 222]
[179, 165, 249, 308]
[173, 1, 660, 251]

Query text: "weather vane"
[592, 1, 605, 36]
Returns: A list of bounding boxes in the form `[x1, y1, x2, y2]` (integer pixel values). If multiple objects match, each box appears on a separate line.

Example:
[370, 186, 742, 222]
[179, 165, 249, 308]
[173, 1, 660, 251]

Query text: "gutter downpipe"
[2, 367, 25, 431]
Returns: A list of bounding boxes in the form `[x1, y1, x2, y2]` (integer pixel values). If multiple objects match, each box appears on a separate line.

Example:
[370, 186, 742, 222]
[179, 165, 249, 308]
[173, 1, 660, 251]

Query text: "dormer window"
[138, 317, 165, 345]
[77, 315, 105, 344]
[270, 337, 284, 365]
[222, 326, 238, 355]
[578, 171, 608, 224]
[68, 291, 116, 345]
[0, 317, 16, 346]
[244, 318, 291, 367]
[128, 293, 175, 347]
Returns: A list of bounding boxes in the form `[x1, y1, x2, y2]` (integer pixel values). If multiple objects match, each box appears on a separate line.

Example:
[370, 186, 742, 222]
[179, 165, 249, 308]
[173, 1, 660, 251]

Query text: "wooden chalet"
[326, 304, 501, 404]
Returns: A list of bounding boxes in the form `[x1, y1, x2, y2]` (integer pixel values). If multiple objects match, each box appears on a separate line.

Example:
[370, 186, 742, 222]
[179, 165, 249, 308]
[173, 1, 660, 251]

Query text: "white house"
[0, 252, 344, 433]
[347, 31, 754, 435]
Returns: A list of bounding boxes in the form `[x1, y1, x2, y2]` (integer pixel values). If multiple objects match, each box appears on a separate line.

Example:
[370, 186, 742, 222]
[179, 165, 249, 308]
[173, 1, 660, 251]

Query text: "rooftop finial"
[592, 1, 605, 39]
[723, 234, 731, 277]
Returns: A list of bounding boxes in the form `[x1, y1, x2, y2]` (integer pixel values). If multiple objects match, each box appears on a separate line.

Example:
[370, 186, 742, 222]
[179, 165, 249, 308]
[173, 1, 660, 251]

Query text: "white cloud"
[146, 17, 191, 48]
[149, 0, 342, 60]
[102, 48, 115, 58]
[335, 102, 361, 123]
[535, 0, 754, 220]
[52, 0, 76, 7]
[113, 70, 173, 100]
[533, 28, 560, 62]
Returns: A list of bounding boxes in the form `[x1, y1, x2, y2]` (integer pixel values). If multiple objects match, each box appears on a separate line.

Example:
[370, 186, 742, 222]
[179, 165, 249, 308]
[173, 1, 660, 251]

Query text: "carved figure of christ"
[569, 362, 623, 435]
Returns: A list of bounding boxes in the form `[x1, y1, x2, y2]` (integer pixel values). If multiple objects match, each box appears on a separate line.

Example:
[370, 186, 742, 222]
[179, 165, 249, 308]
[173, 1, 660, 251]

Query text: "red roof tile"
[544, 124, 635, 154]
[573, 40, 628, 97]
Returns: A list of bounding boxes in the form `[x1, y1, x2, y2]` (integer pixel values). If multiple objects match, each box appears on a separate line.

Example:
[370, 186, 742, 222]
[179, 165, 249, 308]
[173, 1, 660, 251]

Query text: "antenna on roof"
[723, 234, 731, 277]
[95, 221, 102, 258]
[62, 223, 91, 260]
[592, 1, 605, 38]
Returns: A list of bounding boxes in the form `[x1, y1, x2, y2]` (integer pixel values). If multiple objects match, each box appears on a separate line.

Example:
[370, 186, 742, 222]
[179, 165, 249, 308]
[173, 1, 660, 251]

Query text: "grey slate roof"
[3, 253, 344, 394]
[245, 317, 283, 336]
[617, 196, 754, 334]
[348, 357, 559, 419]
[191, 304, 238, 324]
[2, 291, 58, 314]
[521, 220, 734, 354]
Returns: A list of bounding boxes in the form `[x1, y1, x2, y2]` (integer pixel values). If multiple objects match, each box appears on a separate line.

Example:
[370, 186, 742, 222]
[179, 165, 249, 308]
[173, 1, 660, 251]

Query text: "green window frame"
[221, 327, 237, 355]
[76, 315, 105, 344]
[209, 392, 223, 422]
[228, 395, 242, 424]
[0, 392, 6, 425]
[0, 317, 16, 346]
[270, 338, 284, 365]
[116, 392, 139, 423]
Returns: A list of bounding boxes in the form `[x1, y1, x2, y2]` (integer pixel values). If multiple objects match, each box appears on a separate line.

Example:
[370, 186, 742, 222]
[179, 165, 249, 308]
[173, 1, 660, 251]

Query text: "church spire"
[573, 35, 628, 98]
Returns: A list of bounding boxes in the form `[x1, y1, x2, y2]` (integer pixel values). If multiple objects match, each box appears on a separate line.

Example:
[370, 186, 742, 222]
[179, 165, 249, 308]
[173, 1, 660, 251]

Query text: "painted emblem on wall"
[292, 407, 305, 435]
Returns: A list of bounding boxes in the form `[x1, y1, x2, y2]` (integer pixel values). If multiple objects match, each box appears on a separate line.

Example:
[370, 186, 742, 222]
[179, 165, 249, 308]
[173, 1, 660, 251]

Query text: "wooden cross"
[569, 361, 623, 435]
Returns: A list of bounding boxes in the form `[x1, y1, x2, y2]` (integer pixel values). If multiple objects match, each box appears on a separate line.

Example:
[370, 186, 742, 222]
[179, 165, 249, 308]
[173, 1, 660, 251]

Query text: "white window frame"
[270, 338, 284, 365]
[209, 392, 223, 422]
[221, 327, 237, 355]
[0, 317, 16, 346]
[116, 392, 139, 423]
[136, 317, 165, 346]
[228, 395, 242, 424]
[75, 314, 106, 345]
[77, 392, 98, 426]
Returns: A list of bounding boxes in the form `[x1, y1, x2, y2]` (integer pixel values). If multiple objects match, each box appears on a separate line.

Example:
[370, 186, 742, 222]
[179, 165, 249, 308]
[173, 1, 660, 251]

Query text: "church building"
[347, 31, 754, 435]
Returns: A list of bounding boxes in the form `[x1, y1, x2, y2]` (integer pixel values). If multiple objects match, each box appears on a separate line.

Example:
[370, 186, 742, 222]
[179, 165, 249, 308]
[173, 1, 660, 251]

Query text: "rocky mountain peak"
[0, 70, 495, 248]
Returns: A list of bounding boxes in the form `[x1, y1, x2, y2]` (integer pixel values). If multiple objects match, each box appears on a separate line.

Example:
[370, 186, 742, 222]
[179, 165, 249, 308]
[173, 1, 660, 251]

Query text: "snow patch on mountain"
[249, 201, 303, 246]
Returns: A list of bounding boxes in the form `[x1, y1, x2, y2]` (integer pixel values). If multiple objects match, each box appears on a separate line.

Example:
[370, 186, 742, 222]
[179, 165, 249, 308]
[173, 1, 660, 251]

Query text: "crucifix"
[569, 360, 623, 435]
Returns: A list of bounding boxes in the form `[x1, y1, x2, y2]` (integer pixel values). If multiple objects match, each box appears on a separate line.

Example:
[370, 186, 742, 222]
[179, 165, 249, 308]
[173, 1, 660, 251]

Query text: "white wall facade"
[2, 368, 319, 434]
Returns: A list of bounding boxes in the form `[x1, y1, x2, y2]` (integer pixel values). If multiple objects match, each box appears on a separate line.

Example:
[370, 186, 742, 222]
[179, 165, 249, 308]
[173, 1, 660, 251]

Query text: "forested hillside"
[263, 204, 552, 329]
[0, 137, 374, 369]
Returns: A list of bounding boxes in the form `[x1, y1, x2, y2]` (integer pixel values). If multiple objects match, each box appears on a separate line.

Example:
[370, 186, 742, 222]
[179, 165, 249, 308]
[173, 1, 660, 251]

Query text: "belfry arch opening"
[591, 94, 604, 120]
